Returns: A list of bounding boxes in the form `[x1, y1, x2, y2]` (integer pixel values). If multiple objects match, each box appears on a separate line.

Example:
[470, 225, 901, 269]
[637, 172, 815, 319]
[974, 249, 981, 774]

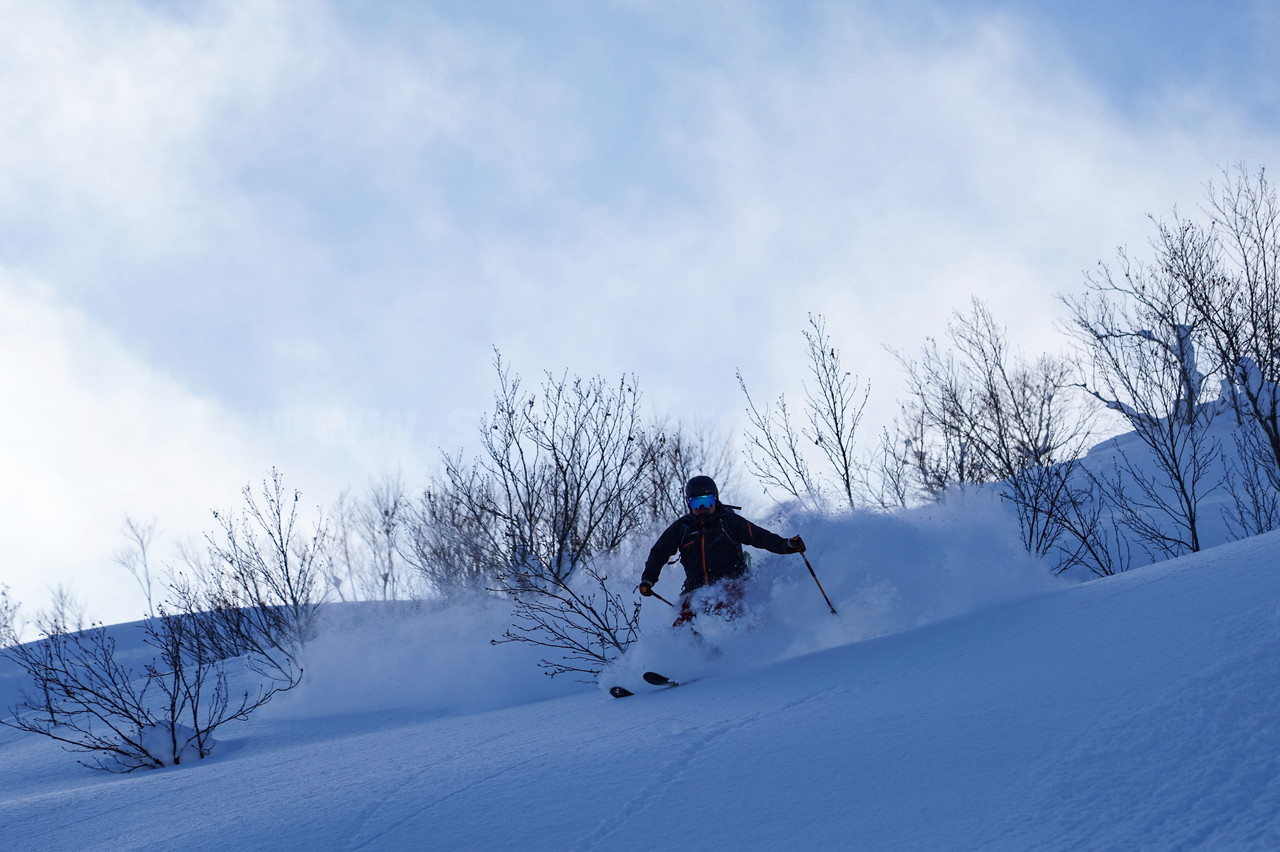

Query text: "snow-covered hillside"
[4, 500, 1279, 850]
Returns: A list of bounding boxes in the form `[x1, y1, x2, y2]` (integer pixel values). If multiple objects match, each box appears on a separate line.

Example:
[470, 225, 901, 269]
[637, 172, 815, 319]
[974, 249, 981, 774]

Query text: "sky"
[2, 0, 1279, 625]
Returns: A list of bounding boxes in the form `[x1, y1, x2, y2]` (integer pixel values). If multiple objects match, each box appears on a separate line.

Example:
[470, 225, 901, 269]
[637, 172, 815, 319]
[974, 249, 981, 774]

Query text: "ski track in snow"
[341, 725, 545, 850]
[570, 683, 847, 852]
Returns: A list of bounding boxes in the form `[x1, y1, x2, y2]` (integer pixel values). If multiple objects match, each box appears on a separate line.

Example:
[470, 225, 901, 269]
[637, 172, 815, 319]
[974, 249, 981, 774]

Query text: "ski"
[642, 671, 682, 687]
[608, 672, 685, 699]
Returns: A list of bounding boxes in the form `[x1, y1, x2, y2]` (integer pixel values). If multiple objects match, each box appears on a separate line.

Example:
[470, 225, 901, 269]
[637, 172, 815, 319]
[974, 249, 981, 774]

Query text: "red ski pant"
[672, 579, 747, 627]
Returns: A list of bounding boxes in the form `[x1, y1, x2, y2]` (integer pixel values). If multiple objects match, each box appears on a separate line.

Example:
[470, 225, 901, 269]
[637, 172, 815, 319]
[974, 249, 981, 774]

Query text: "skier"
[638, 475, 805, 626]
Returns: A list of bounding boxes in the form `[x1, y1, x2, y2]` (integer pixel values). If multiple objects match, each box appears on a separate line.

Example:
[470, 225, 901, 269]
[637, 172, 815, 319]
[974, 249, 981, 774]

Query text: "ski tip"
[609, 686, 635, 698]
[642, 671, 674, 686]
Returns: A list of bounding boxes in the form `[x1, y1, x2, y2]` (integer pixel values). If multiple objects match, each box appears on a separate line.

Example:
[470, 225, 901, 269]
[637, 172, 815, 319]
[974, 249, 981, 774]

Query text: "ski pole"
[649, 590, 676, 608]
[800, 553, 838, 615]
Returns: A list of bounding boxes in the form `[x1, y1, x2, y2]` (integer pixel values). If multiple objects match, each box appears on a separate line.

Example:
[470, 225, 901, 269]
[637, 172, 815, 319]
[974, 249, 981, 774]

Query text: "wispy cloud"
[1, 0, 1276, 621]
[0, 273, 263, 620]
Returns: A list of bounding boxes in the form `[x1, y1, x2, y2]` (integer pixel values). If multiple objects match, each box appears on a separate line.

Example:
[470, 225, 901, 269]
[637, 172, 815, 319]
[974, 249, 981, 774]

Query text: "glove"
[787, 535, 806, 554]
[638, 581, 654, 597]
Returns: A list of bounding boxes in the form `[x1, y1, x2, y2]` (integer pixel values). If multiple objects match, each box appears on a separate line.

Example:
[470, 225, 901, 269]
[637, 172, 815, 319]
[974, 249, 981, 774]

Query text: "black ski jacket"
[642, 507, 794, 594]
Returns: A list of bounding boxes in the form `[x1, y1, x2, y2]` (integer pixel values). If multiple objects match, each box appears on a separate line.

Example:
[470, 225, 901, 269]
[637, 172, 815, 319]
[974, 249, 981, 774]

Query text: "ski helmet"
[684, 475, 719, 501]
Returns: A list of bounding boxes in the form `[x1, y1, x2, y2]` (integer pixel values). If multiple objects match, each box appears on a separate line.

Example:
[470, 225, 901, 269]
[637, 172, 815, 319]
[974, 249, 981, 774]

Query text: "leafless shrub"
[2, 607, 299, 772]
[44, 584, 87, 635]
[197, 468, 329, 661]
[890, 300, 1091, 498]
[329, 475, 415, 602]
[412, 352, 699, 678]
[739, 374, 819, 507]
[1064, 234, 1226, 559]
[1223, 413, 1280, 538]
[882, 300, 1095, 567]
[0, 584, 19, 648]
[1177, 165, 1280, 534]
[739, 314, 869, 512]
[1036, 466, 1138, 577]
[401, 468, 497, 599]
[492, 560, 642, 682]
[2, 470, 323, 771]
[114, 516, 158, 619]
[431, 353, 659, 584]
[643, 418, 740, 520]
[861, 427, 916, 512]
[1198, 166, 1280, 460]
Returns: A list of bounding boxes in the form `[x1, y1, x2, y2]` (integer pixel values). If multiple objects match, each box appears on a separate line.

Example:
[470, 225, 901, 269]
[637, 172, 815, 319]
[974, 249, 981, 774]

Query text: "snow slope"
[4, 513, 1280, 850]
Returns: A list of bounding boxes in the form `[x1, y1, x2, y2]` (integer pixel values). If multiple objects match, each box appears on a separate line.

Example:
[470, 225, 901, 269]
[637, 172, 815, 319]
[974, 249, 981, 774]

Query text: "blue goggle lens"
[688, 494, 716, 510]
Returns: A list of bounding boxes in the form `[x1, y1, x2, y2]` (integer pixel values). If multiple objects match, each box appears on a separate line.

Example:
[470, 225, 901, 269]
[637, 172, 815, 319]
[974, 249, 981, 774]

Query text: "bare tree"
[45, 584, 87, 635]
[440, 353, 662, 584]
[870, 398, 967, 507]
[141, 603, 297, 765]
[329, 475, 414, 602]
[2, 470, 319, 772]
[892, 301, 1088, 494]
[739, 314, 869, 512]
[4, 617, 181, 771]
[885, 300, 1095, 566]
[643, 417, 741, 520]
[1037, 467, 1138, 577]
[359, 473, 410, 600]
[1064, 243, 1225, 559]
[114, 515, 158, 618]
[413, 353, 678, 678]
[801, 315, 870, 511]
[326, 490, 361, 602]
[401, 467, 497, 599]
[739, 373, 821, 508]
[1224, 424, 1280, 538]
[193, 469, 329, 669]
[0, 584, 19, 648]
[1197, 166, 1280, 464]
[862, 426, 916, 511]
[492, 560, 642, 682]
[403, 417, 736, 609]
[2, 604, 300, 772]
[480, 358, 658, 678]
[1173, 166, 1280, 535]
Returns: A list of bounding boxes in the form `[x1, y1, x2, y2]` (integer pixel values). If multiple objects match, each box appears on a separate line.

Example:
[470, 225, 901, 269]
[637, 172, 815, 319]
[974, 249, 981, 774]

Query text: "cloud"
[430, 2, 1271, 427]
[0, 268, 464, 625]
[0, 272, 258, 622]
[0, 0, 578, 409]
[1, 0, 1277, 621]
[4, 1, 1261, 414]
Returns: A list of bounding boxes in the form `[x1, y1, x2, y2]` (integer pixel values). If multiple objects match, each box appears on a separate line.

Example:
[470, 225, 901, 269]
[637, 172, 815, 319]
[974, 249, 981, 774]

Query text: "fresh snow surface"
[4, 494, 1280, 850]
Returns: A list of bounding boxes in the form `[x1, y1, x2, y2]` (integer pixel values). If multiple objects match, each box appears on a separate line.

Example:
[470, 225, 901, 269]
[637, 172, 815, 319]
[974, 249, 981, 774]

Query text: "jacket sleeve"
[642, 520, 684, 586]
[727, 513, 794, 555]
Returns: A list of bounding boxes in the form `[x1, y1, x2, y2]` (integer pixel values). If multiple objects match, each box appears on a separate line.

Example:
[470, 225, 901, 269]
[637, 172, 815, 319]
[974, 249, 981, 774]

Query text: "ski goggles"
[688, 494, 716, 511]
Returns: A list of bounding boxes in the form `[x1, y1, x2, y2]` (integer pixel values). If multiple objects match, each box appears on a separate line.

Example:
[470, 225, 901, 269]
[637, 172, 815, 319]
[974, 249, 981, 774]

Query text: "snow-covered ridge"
[4, 505, 1278, 849]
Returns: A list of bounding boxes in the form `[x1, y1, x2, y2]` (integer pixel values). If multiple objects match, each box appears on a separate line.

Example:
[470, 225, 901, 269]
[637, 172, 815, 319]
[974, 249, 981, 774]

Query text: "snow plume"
[266, 599, 582, 722]
[605, 490, 1057, 692]
[778, 491, 1057, 644]
[270, 491, 1055, 714]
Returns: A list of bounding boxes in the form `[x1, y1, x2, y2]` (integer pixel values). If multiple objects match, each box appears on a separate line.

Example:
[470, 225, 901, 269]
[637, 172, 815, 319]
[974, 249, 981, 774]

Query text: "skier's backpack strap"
[717, 512, 747, 566]
[666, 520, 690, 565]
